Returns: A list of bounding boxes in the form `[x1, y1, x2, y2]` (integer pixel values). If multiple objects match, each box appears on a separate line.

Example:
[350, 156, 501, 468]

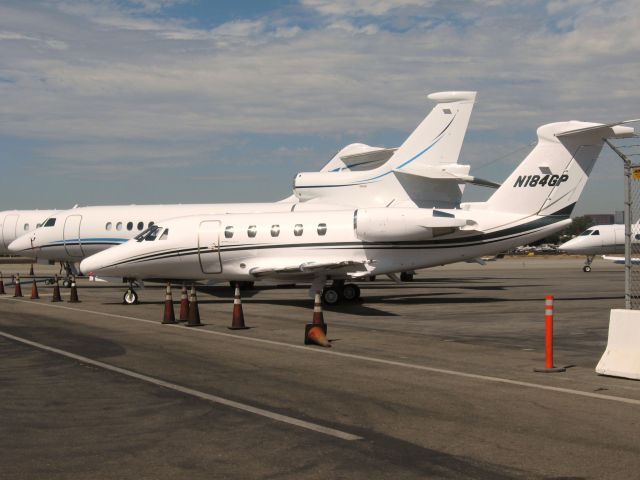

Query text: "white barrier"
[596, 309, 640, 380]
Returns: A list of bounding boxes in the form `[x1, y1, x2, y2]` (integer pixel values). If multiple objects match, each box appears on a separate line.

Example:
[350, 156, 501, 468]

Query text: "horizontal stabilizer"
[394, 164, 501, 188]
[339, 147, 397, 170]
[555, 119, 639, 138]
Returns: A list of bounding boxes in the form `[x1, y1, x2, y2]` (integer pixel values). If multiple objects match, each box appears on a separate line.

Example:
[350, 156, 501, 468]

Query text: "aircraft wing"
[602, 255, 640, 265]
[249, 260, 369, 277]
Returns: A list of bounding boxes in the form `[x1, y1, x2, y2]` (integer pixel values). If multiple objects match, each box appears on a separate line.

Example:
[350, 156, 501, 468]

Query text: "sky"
[0, 0, 639, 215]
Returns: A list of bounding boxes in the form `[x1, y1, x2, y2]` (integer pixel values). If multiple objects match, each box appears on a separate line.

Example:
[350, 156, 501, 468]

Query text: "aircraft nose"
[8, 234, 33, 254]
[79, 253, 108, 276]
[559, 238, 581, 253]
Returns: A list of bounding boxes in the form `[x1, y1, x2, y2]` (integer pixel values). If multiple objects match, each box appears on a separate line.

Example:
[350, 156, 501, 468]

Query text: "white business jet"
[559, 223, 640, 271]
[11, 91, 482, 300]
[0, 209, 58, 255]
[79, 120, 636, 304]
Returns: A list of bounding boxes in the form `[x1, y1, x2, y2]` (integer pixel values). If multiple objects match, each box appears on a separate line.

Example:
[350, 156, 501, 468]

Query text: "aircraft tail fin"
[484, 120, 635, 216]
[388, 91, 476, 171]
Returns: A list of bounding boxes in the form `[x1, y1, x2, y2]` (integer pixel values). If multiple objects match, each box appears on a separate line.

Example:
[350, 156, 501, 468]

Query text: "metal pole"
[604, 139, 632, 309]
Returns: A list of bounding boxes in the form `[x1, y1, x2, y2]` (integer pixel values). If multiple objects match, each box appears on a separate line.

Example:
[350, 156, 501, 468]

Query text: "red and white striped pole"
[534, 295, 566, 373]
[545, 295, 554, 369]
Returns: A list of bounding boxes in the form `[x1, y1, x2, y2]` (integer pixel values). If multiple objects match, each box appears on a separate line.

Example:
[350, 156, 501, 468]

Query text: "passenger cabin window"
[148, 222, 154, 228]
[247, 225, 257, 238]
[317, 223, 327, 236]
[116, 222, 123, 231]
[159, 229, 169, 240]
[36, 223, 42, 228]
[137, 221, 144, 231]
[44, 218, 56, 227]
[271, 225, 280, 237]
[225, 226, 234, 238]
[23, 223, 29, 231]
[105, 222, 112, 231]
[126, 222, 133, 231]
[294, 224, 303, 236]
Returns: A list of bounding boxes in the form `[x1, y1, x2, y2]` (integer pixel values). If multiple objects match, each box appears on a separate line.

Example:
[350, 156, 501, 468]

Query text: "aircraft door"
[198, 220, 222, 274]
[63, 215, 84, 257]
[2, 214, 19, 249]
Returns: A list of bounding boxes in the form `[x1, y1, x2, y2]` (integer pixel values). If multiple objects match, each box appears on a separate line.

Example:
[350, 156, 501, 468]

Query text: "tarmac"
[0, 256, 639, 479]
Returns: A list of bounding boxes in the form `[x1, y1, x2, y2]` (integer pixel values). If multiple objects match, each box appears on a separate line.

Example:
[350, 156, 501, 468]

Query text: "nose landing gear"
[123, 282, 139, 305]
[583, 255, 594, 272]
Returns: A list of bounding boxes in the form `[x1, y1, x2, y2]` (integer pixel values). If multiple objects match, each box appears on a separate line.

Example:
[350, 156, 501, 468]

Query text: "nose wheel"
[123, 288, 139, 305]
[583, 255, 594, 273]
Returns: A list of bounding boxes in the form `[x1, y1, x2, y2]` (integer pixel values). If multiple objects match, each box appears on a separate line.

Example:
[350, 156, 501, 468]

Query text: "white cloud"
[301, 0, 430, 17]
[0, 0, 638, 206]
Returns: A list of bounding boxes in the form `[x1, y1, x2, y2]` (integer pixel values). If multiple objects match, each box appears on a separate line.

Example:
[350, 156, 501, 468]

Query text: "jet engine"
[353, 208, 472, 242]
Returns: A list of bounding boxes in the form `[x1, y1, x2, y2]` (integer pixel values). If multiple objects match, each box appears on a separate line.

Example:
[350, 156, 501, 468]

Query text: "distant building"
[585, 213, 615, 225]
[615, 210, 624, 224]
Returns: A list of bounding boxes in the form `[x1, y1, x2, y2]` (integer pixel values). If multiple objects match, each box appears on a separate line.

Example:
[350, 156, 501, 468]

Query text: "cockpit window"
[592, 230, 600, 235]
[159, 229, 169, 240]
[134, 225, 161, 242]
[579, 229, 593, 236]
[44, 218, 56, 227]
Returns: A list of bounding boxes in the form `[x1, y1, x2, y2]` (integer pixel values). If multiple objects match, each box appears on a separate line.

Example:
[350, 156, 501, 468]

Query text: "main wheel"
[400, 272, 414, 282]
[322, 287, 341, 305]
[583, 265, 592, 273]
[342, 283, 360, 301]
[123, 289, 139, 305]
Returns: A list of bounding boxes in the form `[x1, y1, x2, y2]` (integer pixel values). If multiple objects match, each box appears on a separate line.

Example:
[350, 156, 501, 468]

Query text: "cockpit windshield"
[579, 229, 594, 236]
[134, 225, 162, 242]
[43, 218, 56, 227]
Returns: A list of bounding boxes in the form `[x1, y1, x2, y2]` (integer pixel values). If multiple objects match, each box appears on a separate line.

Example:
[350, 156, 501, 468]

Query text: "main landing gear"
[321, 280, 361, 305]
[583, 255, 594, 273]
[59, 261, 78, 288]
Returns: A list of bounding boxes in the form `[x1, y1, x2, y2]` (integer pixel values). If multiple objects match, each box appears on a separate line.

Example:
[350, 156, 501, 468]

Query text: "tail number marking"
[514, 174, 568, 188]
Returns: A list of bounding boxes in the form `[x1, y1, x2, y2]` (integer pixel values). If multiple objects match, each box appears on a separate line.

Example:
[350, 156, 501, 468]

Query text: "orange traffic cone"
[179, 284, 189, 322]
[0, 272, 5, 295]
[51, 275, 62, 302]
[162, 282, 176, 324]
[186, 286, 203, 327]
[68, 276, 80, 303]
[229, 282, 249, 330]
[312, 291, 325, 326]
[305, 292, 330, 347]
[30, 278, 39, 300]
[13, 274, 23, 298]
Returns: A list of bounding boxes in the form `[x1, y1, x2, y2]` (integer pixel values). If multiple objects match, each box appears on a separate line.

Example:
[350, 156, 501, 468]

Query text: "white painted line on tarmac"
[3, 296, 640, 407]
[0, 329, 362, 441]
